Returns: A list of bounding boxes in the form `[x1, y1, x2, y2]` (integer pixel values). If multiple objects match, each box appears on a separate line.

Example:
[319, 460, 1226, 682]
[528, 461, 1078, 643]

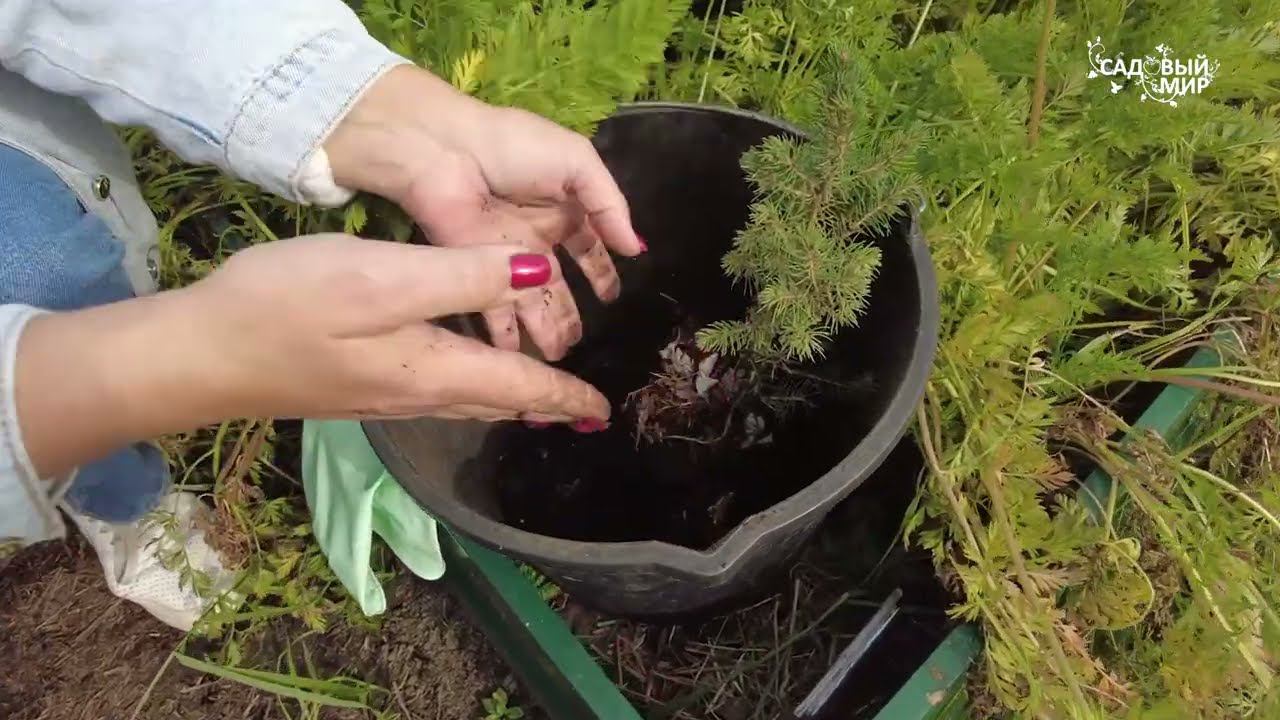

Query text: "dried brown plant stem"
[1027, 0, 1057, 149]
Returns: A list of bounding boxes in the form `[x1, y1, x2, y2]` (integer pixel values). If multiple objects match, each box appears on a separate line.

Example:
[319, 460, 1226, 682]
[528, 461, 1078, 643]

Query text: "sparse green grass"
[172, 650, 392, 718]
[481, 688, 526, 720]
[519, 563, 563, 604]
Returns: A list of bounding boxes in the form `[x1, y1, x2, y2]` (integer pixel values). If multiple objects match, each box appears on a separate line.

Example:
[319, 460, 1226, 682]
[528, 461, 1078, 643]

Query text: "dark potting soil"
[489, 328, 873, 550]
[482, 107, 921, 551]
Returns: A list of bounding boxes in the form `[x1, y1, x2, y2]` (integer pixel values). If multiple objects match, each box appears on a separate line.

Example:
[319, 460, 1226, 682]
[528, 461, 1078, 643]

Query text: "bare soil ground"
[0, 534, 512, 720]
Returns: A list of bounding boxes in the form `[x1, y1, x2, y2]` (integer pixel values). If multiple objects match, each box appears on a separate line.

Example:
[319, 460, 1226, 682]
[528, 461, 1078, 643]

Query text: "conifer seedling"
[624, 50, 923, 448]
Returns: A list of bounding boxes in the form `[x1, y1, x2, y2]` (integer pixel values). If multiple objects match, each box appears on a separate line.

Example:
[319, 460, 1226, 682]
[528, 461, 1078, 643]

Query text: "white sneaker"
[63, 491, 241, 631]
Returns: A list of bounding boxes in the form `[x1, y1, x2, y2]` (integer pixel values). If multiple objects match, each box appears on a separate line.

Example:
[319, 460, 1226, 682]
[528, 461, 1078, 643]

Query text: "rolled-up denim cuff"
[63, 441, 171, 523]
[0, 303, 63, 543]
[225, 29, 409, 205]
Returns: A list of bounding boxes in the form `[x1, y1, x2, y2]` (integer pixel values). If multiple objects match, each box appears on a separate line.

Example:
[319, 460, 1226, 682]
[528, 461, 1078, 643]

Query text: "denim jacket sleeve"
[0, 0, 410, 204]
[0, 304, 62, 545]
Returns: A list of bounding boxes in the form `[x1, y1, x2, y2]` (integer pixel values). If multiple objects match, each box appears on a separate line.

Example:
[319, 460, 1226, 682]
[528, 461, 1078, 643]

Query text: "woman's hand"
[16, 234, 612, 477]
[324, 65, 645, 361]
[196, 234, 613, 421]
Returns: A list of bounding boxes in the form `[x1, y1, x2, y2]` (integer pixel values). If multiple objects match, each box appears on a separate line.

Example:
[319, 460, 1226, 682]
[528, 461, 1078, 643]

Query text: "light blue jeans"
[0, 143, 169, 523]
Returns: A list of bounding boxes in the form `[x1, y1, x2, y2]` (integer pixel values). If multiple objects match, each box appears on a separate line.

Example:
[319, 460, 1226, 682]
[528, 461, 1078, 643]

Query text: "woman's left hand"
[325, 65, 646, 361]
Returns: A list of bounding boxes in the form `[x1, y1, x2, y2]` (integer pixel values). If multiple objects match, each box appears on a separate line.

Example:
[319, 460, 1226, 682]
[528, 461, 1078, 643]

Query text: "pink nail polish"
[571, 418, 610, 433]
[636, 235, 649, 253]
[510, 254, 552, 289]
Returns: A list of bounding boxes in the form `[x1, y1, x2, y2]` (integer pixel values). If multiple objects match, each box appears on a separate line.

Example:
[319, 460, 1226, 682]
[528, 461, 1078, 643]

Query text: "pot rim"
[363, 101, 940, 580]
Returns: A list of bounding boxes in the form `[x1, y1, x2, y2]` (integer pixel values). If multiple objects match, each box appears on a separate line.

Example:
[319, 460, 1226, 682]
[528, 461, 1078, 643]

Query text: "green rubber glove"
[301, 419, 444, 615]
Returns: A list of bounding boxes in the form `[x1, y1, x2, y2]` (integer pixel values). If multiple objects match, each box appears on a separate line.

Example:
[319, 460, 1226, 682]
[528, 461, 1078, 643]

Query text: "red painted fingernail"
[571, 418, 610, 433]
[510, 254, 552, 289]
[636, 235, 648, 253]
[524, 420, 552, 429]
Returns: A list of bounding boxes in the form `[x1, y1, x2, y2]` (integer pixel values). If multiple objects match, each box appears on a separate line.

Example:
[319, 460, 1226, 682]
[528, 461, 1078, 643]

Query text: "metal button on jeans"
[146, 245, 161, 283]
[92, 174, 111, 200]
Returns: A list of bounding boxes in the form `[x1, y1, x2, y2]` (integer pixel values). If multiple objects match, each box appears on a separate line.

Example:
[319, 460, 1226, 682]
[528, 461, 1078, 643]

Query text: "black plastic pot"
[364, 103, 939, 619]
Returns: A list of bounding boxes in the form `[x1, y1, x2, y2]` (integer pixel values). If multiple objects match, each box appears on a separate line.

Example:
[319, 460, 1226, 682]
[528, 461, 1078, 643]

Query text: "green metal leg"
[873, 625, 981, 720]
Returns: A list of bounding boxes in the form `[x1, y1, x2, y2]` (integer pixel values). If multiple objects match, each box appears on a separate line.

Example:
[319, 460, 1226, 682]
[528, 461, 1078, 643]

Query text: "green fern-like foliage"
[697, 51, 923, 363]
[358, 0, 690, 134]
[654, 0, 902, 121]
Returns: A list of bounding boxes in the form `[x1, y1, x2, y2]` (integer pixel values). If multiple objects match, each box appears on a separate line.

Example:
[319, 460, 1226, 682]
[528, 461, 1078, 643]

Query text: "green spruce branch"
[697, 50, 924, 364]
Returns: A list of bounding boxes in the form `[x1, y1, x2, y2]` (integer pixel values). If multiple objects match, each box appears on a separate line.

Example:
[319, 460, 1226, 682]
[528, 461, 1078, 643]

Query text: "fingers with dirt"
[395, 325, 609, 420]
[482, 305, 521, 351]
[563, 226, 622, 302]
[516, 283, 583, 361]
